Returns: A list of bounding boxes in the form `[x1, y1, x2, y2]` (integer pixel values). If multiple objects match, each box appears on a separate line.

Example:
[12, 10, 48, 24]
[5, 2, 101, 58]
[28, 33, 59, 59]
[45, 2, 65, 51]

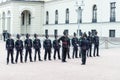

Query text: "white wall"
[44, 0, 120, 37]
[0, 0, 120, 37]
[0, 1, 44, 35]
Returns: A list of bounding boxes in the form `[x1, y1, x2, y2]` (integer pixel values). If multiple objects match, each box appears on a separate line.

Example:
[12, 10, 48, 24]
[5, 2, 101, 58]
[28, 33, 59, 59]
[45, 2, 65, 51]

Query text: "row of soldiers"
[5, 30, 99, 65]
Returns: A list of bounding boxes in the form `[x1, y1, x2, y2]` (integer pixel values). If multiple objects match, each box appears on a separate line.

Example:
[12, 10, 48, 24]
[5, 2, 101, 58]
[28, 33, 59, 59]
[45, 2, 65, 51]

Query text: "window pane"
[109, 30, 115, 37]
[46, 11, 49, 24]
[110, 2, 116, 22]
[92, 5, 97, 23]
[45, 29, 48, 36]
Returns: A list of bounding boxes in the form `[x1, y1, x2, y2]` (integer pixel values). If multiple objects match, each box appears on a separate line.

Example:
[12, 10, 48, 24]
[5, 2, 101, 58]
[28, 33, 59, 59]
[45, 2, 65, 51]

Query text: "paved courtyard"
[0, 40, 120, 80]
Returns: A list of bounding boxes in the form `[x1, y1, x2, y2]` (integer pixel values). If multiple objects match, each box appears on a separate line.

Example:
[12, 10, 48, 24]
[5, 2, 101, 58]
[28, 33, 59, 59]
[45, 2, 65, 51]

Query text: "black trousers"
[25, 49, 32, 62]
[87, 45, 92, 57]
[66, 47, 71, 58]
[81, 50, 86, 64]
[44, 48, 51, 60]
[3, 36, 5, 41]
[53, 48, 60, 59]
[15, 50, 23, 63]
[7, 49, 14, 64]
[93, 45, 99, 56]
[62, 47, 68, 62]
[79, 48, 82, 58]
[34, 49, 41, 61]
[72, 47, 78, 58]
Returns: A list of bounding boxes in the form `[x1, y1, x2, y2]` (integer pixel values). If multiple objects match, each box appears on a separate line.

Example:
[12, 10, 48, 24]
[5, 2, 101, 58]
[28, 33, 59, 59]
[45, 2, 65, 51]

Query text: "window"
[21, 13, 25, 25]
[55, 10, 58, 24]
[54, 29, 58, 36]
[45, 29, 48, 36]
[7, 11, 11, 33]
[110, 2, 116, 22]
[2, 12, 5, 31]
[28, 13, 31, 25]
[92, 5, 97, 23]
[46, 11, 49, 24]
[109, 30, 115, 37]
[65, 8, 69, 24]
[21, 10, 31, 26]
[78, 7, 82, 23]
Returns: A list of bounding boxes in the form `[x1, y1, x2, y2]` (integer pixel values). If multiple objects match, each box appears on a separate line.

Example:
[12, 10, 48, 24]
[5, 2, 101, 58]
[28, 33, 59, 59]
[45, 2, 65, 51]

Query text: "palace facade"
[0, 0, 120, 37]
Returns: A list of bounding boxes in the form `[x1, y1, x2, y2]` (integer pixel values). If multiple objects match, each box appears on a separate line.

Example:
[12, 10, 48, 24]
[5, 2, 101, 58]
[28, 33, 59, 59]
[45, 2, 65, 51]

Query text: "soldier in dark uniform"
[33, 34, 42, 61]
[80, 33, 89, 65]
[24, 34, 33, 62]
[53, 35, 61, 60]
[93, 31, 99, 57]
[58, 30, 70, 62]
[43, 35, 52, 61]
[3, 30, 6, 41]
[78, 32, 83, 58]
[72, 32, 79, 58]
[6, 33, 14, 64]
[87, 31, 93, 57]
[15, 34, 23, 63]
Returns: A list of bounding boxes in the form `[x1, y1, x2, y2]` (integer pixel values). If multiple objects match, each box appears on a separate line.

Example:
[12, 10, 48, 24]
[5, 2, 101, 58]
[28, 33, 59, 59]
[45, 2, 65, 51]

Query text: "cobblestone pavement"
[0, 41, 120, 80]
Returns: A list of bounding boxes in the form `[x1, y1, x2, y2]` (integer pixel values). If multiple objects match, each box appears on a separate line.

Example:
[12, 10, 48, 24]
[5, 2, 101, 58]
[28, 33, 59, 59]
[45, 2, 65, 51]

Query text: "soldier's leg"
[57, 49, 61, 59]
[37, 49, 40, 61]
[53, 49, 56, 60]
[89, 45, 92, 57]
[86, 49, 89, 57]
[53, 49, 57, 60]
[20, 50, 23, 63]
[68, 49, 71, 59]
[93, 45, 96, 57]
[25, 50, 28, 62]
[62, 48, 65, 62]
[34, 50, 37, 61]
[72, 48, 75, 59]
[97, 46, 99, 56]
[79, 48, 82, 58]
[11, 50, 14, 64]
[29, 49, 33, 62]
[44, 49, 47, 60]
[4, 36, 5, 41]
[67, 48, 71, 59]
[81, 50, 86, 65]
[75, 48, 78, 58]
[64, 48, 67, 61]
[48, 49, 51, 60]
[15, 50, 19, 63]
[7, 50, 10, 64]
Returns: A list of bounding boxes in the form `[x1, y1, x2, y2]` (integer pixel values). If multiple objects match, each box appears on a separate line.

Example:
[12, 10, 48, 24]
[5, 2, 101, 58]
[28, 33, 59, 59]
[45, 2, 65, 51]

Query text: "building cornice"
[0, 0, 44, 6]
[44, 21, 120, 26]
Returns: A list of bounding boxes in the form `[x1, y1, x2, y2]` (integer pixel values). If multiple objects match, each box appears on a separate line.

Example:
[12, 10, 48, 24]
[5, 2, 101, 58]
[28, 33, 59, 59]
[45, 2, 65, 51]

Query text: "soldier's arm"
[58, 36, 62, 43]
[71, 38, 74, 46]
[53, 40, 55, 48]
